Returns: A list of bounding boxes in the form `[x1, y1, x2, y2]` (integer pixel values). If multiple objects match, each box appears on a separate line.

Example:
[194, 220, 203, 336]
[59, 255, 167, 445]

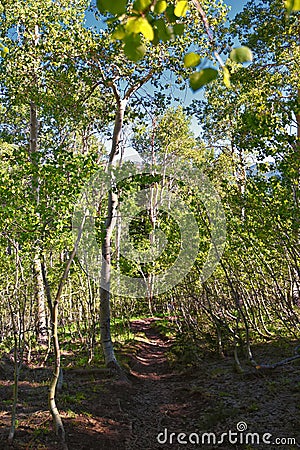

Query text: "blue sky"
[85, 1, 248, 30]
[84, 0, 249, 154]
[225, 0, 247, 17]
[180, 0, 248, 130]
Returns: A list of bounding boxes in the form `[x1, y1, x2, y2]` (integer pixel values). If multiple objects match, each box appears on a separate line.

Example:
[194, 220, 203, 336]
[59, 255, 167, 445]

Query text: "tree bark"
[100, 98, 127, 374]
[33, 253, 47, 343]
[43, 218, 85, 448]
[98, 72, 153, 376]
[30, 101, 47, 344]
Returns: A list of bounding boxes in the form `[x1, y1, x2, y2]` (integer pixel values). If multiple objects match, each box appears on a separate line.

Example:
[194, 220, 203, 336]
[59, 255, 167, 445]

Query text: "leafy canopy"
[96, 0, 253, 90]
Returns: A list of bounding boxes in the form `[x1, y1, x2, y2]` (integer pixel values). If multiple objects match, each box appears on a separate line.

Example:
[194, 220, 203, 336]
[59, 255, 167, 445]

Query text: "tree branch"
[124, 70, 153, 100]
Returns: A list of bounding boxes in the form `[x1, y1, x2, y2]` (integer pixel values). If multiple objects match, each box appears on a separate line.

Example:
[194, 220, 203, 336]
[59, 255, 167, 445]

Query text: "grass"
[150, 317, 177, 338]
[60, 392, 86, 406]
[199, 402, 240, 428]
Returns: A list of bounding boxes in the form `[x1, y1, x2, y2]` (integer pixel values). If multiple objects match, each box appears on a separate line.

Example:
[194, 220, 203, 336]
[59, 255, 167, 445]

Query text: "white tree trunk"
[30, 101, 47, 344]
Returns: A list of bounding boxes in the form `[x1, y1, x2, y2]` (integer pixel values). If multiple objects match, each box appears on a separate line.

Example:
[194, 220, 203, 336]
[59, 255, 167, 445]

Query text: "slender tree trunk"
[8, 340, 21, 443]
[238, 148, 246, 221]
[30, 101, 47, 344]
[146, 118, 158, 315]
[100, 98, 127, 374]
[48, 294, 66, 445]
[100, 189, 119, 368]
[7, 245, 24, 443]
[43, 216, 86, 448]
[98, 72, 152, 375]
[33, 253, 47, 343]
[41, 262, 66, 445]
[297, 88, 300, 141]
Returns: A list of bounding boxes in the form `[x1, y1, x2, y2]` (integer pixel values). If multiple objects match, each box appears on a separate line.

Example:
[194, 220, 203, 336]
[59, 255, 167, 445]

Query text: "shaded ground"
[0, 317, 300, 449]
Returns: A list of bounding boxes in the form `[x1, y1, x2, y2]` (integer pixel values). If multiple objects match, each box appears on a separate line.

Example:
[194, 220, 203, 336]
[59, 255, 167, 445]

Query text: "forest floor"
[0, 317, 300, 450]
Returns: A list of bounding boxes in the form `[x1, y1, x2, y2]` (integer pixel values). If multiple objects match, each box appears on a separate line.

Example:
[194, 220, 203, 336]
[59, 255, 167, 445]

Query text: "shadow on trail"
[128, 317, 174, 380]
[0, 317, 299, 449]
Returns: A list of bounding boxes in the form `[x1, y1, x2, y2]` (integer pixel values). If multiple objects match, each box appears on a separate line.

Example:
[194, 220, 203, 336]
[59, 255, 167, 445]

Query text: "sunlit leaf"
[126, 17, 154, 41]
[284, 0, 300, 13]
[153, 0, 167, 14]
[0, 44, 9, 57]
[230, 46, 253, 63]
[189, 68, 218, 92]
[184, 52, 200, 68]
[223, 67, 231, 88]
[174, 0, 188, 17]
[139, 18, 154, 40]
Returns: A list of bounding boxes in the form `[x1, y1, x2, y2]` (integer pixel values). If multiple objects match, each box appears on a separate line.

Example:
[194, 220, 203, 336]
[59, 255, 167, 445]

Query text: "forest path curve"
[1, 317, 299, 450]
[123, 317, 201, 450]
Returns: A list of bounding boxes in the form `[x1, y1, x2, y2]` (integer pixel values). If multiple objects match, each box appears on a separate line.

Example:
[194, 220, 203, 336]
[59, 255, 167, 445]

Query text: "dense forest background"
[0, 0, 299, 449]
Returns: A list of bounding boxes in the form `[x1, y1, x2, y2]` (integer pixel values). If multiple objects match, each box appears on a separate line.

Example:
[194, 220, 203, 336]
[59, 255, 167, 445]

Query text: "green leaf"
[139, 18, 154, 40]
[173, 23, 185, 36]
[96, 0, 127, 15]
[153, 0, 167, 14]
[125, 17, 154, 41]
[292, 0, 300, 9]
[223, 67, 231, 88]
[124, 42, 146, 61]
[174, 0, 188, 17]
[124, 35, 146, 61]
[152, 28, 160, 45]
[285, 0, 300, 13]
[0, 44, 9, 57]
[184, 52, 200, 68]
[112, 25, 126, 40]
[166, 4, 178, 23]
[230, 46, 253, 63]
[133, 0, 152, 12]
[189, 68, 218, 92]
[154, 18, 171, 42]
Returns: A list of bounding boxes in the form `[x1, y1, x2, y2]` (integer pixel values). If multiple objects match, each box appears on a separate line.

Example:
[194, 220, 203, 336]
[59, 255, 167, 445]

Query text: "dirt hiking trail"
[0, 317, 299, 449]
